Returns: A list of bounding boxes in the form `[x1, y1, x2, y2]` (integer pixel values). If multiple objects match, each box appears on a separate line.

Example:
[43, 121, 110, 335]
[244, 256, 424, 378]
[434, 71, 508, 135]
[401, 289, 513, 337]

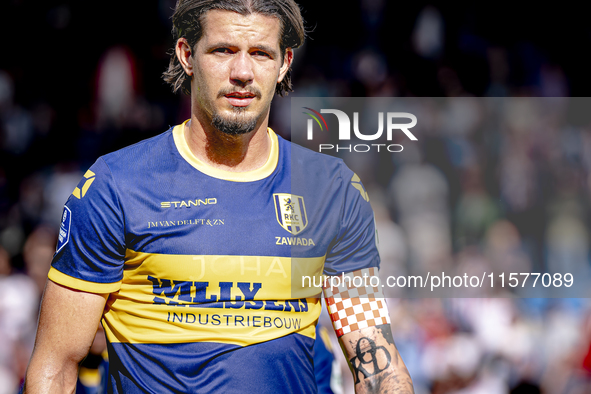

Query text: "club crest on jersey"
[273, 194, 308, 235]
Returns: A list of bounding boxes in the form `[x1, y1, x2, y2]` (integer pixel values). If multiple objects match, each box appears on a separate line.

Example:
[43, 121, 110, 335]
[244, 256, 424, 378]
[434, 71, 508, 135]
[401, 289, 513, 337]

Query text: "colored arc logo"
[302, 107, 329, 132]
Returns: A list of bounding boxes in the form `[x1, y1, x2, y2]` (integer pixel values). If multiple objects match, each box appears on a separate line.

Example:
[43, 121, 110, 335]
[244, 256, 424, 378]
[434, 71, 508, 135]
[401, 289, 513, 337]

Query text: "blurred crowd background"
[1, 0, 591, 393]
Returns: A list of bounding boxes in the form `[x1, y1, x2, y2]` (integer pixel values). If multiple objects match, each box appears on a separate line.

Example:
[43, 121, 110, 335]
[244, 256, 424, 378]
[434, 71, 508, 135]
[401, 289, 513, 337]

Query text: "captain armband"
[322, 267, 390, 337]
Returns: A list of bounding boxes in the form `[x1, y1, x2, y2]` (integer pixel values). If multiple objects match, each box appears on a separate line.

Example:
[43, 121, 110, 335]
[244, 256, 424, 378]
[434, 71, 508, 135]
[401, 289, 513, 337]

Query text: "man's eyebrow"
[206, 42, 235, 50]
[206, 42, 279, 57]
[254, 45, 279, 57]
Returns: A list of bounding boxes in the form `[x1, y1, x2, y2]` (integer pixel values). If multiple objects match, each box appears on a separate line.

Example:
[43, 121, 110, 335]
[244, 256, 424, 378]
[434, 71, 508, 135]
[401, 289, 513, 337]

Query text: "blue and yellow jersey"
[49, 121, 379, 393]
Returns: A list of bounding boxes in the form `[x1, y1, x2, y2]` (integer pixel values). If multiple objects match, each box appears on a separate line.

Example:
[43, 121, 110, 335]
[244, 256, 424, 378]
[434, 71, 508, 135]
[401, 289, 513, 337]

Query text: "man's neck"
[183, 116, 271, 172]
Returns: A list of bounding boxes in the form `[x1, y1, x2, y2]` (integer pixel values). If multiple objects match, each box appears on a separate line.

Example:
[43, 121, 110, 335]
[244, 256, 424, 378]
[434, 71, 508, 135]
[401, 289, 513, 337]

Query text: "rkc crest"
[273, 194, 308, 235]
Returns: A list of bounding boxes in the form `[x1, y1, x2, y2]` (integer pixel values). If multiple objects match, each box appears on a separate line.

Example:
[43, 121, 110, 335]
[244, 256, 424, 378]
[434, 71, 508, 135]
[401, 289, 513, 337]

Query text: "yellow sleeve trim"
[48, 267, 121, 294]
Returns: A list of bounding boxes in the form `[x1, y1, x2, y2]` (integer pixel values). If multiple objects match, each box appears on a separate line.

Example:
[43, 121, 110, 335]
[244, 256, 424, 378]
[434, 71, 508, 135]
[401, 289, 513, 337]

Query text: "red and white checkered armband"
[323, 267, 390, 337]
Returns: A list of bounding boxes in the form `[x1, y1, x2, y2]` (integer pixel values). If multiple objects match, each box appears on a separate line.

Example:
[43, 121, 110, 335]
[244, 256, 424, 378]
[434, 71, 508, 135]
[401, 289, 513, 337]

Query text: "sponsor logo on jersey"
[160, 198, 217, 208]
[147, 219, 224, 228]
[165, 312, 303, 330]
[72, 170, 95, 199]
[275, 236, 315, 246]
[147, 277, 309, 313]
[56, 206, 71, 252]
[273, 194, 307, 235]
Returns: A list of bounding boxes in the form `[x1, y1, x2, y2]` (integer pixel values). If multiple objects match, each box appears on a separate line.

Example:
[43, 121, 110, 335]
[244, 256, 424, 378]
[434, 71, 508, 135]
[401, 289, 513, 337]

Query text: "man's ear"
[277, 48, 293, 83]
[175, 38, 194, 76]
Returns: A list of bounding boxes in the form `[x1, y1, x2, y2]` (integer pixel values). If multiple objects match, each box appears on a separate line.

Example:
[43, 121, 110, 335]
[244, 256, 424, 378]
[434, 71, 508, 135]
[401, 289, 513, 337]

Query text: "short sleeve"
[49, 158, 125, 293]
[323, 165, 380, 275]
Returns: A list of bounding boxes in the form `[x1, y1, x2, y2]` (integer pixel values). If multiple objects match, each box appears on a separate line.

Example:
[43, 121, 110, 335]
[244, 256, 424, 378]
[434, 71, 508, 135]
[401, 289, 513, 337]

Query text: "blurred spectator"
[454, 165, 500, 250]
[95, 46, 137, 128]
[23, 225, 57, 295]
[484, 220, 532, 283]
[0, 245, 38, 392]
[412, 6, 444, 60]
[370, 189, 408, 297]
[389, 145, 452, 274]
[0, 71, 34, 156]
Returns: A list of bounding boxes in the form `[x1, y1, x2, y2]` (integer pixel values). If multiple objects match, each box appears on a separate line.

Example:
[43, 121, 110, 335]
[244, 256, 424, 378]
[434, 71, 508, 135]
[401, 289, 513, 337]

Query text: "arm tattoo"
[350, 337, 391, 384]
[377, 324, 395, 347]
[348, 325, 414, 393]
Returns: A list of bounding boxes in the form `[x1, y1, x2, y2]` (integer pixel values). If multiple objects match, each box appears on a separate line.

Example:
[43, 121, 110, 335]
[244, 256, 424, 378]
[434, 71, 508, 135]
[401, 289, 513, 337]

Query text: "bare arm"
[340, 324, 414, 394]
[323, 268, 414, 393]
[24, 279, 108, 393]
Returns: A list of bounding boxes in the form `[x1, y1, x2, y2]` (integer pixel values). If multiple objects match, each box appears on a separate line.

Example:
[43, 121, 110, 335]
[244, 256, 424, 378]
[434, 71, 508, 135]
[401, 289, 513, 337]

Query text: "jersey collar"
[173, 119, 279, 182]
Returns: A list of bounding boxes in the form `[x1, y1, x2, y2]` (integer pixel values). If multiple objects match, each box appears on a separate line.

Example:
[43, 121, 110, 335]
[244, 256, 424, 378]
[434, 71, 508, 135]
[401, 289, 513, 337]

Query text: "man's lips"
[223, 91, 257, 107]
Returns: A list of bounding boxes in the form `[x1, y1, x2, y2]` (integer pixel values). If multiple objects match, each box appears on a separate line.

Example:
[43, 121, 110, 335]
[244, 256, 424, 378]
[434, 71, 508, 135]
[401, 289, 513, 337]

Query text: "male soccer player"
[24, 0, 414, 393]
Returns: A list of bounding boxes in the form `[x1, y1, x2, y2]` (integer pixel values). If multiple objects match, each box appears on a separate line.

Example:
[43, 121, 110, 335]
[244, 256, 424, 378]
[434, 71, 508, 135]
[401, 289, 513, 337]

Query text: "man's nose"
[229, 52, 254, 86]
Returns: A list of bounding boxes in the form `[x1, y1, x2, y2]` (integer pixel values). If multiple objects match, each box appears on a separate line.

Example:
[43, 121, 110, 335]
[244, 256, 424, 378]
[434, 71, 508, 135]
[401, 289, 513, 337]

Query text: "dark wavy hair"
[162, 0, 305, 96]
